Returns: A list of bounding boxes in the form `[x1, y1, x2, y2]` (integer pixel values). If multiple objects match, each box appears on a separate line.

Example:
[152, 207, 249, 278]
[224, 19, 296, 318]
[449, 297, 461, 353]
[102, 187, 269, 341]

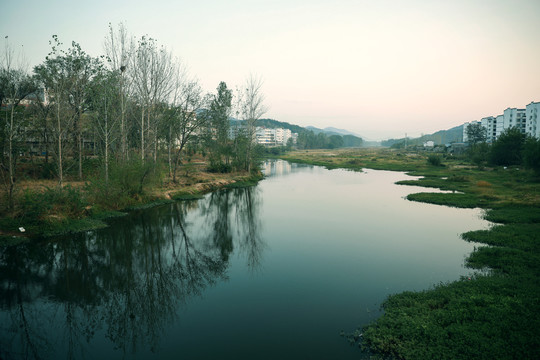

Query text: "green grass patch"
[38, 217, 109, 238]
[397, 177, 468, 191]
[358, 274, 539, 360]
[0, 234, 30, 246]
[406, 192, 487, 208]
[484, 206, 540, 224]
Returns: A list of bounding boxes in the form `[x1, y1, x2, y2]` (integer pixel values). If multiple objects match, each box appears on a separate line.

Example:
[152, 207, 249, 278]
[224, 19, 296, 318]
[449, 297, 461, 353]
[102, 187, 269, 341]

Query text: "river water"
[0, 160, 490, 359]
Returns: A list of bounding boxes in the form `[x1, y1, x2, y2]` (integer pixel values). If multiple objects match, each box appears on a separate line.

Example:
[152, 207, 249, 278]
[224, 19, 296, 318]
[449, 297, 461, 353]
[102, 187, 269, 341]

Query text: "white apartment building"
[256, 127, 275, 145]
[463, 121, 481, 143]
[255, 127, 297, 146]
[481, 116, 497, 143]
[274, 128, 293, 145]
[526, 101, 540, 138]
[495, 114, 505, 139]
[462, 101, 540, 143]
[503, 107, 527, 134]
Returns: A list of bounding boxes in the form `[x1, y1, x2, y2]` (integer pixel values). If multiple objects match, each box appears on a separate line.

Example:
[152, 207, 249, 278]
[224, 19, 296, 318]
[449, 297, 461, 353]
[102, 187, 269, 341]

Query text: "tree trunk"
[120, 74, 127, 162]
[78, 131, 83, 180]
[168, 125, 172, 179]
[105, 112, 109, 184]
[57, 103, 63, 187]
[7, 107, 15, 210]
[172, 147, 183, 183]
[141, 108, 145, 161]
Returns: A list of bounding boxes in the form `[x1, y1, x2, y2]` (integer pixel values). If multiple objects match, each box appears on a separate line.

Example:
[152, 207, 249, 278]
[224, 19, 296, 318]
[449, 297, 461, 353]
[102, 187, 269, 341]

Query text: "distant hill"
[322, 127, 362, 137]
[305, 126, 361, 137]
[230, 118, 305, 134]
[382, 125, 463, 147]
[230, 118, 365, 148]
[256, 118, 306, 134]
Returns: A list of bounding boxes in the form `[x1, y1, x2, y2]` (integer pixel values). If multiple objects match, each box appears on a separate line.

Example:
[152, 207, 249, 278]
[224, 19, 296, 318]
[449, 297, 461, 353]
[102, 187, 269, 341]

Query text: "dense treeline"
[0, 25, 267, 233]
[296, 130, 363, 149]
[466, 125, 540, 172]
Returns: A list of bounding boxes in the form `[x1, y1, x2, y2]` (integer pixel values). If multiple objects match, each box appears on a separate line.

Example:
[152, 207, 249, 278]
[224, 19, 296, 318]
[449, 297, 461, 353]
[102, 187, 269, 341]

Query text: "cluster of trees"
[296, 130, 363, 149]
[0, 25, 267, 211]
[466, 123, 540, 172]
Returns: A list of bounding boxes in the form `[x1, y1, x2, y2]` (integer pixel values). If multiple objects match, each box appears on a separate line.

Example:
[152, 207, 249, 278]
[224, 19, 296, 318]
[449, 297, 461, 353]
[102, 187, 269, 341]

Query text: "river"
[0, 160, 490, 359]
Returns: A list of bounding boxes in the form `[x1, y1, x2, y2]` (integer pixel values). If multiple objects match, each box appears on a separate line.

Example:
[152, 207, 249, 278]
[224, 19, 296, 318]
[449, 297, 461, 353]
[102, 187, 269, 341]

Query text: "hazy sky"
[3, 0, 540, 139]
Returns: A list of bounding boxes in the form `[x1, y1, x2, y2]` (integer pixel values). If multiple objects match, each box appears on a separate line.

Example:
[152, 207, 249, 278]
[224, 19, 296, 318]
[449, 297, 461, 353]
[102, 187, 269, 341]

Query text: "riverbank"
[282, 148, 540, 359]
[0, 158, 262, 241]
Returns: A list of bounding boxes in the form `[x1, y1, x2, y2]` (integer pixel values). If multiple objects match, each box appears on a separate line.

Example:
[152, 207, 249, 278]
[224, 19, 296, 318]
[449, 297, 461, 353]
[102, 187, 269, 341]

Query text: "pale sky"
[3, 0, 540, 140]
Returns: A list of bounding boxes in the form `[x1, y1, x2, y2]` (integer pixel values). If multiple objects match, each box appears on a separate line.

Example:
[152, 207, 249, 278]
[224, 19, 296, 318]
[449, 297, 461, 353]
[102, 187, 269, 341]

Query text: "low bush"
[476, 180, 492, 187]
[427, 154, 442, 166]
[86, 159, 161, 210]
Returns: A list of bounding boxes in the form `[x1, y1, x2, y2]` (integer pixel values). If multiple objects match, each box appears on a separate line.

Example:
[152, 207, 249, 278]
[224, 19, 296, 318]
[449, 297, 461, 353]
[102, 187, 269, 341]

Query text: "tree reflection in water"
[0, 186, 264, 359]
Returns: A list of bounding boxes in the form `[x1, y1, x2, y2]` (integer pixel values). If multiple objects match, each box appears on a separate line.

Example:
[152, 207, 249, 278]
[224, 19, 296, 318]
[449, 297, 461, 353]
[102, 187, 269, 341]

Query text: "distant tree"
[327, 135, 344, 149]
[523, 137, 540, 174]
[466, 123, 487, 145]
[489, 127, 526, 166]
[469, 142, 490, 168]
[342, 134, 363, 148]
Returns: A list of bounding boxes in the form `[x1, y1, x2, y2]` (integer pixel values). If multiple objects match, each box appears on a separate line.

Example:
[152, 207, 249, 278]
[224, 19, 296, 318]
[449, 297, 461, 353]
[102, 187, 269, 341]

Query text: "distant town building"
[462, 121, 481, 143]
[526, 101, 540, 138]
[463, 101, 539, 143]
[503, 107, 526, 134]
[481, 116, 497, 143]
[255, 127, 297, 146]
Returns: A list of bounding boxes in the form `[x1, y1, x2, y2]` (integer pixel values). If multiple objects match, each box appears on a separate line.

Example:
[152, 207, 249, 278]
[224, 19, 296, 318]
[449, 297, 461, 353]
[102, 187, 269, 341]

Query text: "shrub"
[17, 185, 87, 226]
[86, 159, 160, 210]
[476, 180, 492, 187]
[207, 161, 232, 173]
[523, 137, 540, 174]
[489, 127, 526, 166]
[427, 154, 442, 166]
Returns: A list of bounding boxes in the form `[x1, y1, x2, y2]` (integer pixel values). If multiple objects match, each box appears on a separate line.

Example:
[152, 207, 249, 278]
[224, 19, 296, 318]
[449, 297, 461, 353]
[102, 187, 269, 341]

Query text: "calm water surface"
[0, 160, 490, 359]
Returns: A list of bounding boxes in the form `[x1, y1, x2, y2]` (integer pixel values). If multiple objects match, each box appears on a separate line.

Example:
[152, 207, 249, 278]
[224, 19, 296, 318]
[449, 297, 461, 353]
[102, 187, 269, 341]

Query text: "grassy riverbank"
[282, 148, 540, 359]
[0, 156, 262, 241]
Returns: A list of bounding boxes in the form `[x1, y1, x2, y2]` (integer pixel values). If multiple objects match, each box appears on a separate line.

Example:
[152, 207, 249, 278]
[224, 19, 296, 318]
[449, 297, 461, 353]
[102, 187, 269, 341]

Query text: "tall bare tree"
[166, 77, 210, 182]
[0, 37, 36, 209]
[88, 68, 121, 183]
[34, 38, 70, 187]
[130, 36, 176, 162]
[63, 42, 101, 180]
[104, 23, 133, 161]
[240, 74, 267, 172]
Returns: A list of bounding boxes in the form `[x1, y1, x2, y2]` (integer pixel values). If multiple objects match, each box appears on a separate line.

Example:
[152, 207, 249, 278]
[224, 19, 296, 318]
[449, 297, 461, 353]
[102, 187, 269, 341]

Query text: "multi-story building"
[495, 114, 505, 139]
[526, 101, 540, 139]
[462, 101, 540, 143]
[255, 127, 297, 146]
[275, 128, 293, 145]
[503, 107, 527, 134]
[481, 116, 497, 143]
[463, 121, 481, 143]
[256, 127, 275, 145]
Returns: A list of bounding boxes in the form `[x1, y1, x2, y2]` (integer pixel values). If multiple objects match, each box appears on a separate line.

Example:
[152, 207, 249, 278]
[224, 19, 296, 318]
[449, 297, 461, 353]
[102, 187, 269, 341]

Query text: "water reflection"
[0, 186, 263, 360]
[261, 159, 293, 176]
